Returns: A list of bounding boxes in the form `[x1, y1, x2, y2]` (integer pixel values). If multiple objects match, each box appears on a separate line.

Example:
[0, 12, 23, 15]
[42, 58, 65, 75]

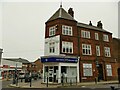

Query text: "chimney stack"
[68, 8, 74, 17]
[97, 21, 103, 29]
[89, 21, 92, 26]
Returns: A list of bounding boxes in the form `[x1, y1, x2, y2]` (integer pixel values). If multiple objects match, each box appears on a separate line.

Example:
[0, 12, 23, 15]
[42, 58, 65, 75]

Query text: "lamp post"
[0, 49, 3, 80]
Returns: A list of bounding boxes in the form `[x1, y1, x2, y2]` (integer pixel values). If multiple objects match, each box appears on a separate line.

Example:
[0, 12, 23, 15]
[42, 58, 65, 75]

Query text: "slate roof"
[47, 6, 111, 33]
[77, 23, 112, 33]
[47, 6, 76, 22]
[3, 58, 30, 64]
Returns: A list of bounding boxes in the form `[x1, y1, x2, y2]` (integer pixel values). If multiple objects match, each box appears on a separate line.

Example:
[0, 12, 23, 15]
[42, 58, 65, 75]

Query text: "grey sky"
[1, 1, 118, 62]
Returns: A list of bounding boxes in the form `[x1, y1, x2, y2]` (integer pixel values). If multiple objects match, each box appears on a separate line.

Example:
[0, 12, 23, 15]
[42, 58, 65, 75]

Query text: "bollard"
[30, 77, 32, 87]
[110, 86, 115, 90]
[76, 76, 77, 85]
[47, 77, 48, 87]
[61, 76, 64, 86]
[95, 77, 97, 84]
[70, 79, 72, 86]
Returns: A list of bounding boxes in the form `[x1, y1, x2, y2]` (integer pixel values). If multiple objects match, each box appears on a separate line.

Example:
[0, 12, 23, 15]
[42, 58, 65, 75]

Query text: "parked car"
[19, 72, 25, 79]
[25, 73, 31, 82]
[32, 73, 38, 80]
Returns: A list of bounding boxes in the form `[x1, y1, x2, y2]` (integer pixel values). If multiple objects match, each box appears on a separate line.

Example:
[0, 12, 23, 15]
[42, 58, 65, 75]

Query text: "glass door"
[48, 67, 54, 82]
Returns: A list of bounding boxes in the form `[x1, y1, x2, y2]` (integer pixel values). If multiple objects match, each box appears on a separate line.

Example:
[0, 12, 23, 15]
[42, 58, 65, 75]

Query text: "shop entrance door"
[48, 67, 54, 82]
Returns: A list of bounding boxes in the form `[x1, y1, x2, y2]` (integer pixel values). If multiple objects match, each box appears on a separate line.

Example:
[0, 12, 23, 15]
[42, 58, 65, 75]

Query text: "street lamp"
[0, 49, 3, 80]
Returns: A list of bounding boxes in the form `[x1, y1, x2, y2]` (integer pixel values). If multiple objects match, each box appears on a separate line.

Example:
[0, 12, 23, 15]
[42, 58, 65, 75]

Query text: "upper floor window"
[49, 42, 55, 53]
[82, 44, 92, 55]
[62, 41, 73, 54]
[81, 30, 90, 39]
[95, 33, 99, 40]
[104, 47, 111, 57]
[103, 34, 109, 42]
[49, 26, 56, 36]
[96, 45, 100, 56]
[62, 25, 72, 36]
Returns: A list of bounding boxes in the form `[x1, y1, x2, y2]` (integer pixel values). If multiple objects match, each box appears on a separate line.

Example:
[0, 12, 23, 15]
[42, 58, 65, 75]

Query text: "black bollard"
[110, 86, 115, 90]
[70, 79, 72, 86]
[30, 77, 32, 87]
[46, 77, 48, 87]
[95, 77, 97, 84]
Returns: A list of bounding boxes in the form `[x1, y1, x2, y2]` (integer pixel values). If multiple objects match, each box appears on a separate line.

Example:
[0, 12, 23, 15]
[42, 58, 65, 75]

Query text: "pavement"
[7, 79, 119, 88]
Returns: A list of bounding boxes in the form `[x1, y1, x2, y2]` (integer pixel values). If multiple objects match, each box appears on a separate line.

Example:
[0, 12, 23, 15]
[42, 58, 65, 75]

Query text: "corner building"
[41, 5, 117, 83]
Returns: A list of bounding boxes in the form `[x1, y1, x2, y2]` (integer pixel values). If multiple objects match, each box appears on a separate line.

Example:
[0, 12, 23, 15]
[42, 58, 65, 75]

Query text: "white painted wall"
[44, 35, 60, 56]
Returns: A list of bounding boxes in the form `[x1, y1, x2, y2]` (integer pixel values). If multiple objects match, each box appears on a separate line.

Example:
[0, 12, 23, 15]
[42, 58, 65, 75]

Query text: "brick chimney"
[68, 8, 74, 17]
[97, 21, 103, 29]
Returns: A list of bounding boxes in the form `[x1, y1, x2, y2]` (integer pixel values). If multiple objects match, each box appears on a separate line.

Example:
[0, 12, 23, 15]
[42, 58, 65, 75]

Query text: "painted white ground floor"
[41, 56, 79, 83]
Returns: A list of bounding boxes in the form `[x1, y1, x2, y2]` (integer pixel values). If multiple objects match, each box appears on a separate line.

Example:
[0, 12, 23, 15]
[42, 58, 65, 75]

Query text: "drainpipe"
[77, 27, 81, 82]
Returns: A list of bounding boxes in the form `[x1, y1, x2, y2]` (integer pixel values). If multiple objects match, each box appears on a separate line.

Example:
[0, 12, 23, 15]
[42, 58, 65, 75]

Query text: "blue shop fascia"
[41, 55, 80, 83]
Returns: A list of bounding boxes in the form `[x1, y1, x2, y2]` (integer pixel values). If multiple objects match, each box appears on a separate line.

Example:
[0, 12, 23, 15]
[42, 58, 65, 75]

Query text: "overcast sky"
[1, 0, 119, 62]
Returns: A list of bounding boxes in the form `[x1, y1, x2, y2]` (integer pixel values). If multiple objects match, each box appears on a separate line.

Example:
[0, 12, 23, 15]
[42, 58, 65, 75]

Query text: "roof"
[77, 22, 112, 33]
[47, 6, 76, 22]
[2, 58, 30, 64]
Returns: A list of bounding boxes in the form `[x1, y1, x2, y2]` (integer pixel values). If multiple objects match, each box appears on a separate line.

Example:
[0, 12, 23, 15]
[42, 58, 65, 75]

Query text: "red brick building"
[41, 5, 118, 83]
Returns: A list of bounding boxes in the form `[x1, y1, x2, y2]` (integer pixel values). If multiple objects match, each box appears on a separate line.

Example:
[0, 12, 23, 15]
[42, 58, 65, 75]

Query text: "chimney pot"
[68, 8, 74, 17]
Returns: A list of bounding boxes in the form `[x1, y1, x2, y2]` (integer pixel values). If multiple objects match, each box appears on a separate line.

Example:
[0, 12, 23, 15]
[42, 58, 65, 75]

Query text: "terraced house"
[41, 5, 117, 83]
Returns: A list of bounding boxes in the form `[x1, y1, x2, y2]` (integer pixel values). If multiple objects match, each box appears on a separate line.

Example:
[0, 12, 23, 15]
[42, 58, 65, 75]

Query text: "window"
[62, 41, 73, 53]
[81, 30, 90, 38]
[104, 47, 111, 57]
[82, 44, 92, 55]
[103, 34, 109, 42]
[49, 26, 56, 36]
[62, 25, 72, 36]
[83, 63, 92, 76]
[96, 46, 100, 56]
[106, 65, 112, 76]
[49, 42, 55, 53]
[95, 33, 99, 40]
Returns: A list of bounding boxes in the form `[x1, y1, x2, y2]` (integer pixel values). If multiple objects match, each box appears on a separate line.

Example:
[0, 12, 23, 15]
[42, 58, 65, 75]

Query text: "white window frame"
[106, 65, 112, 76]
[83, 63, 93, 76]
[49, 26, 56, 36]
[49, 42, 55, 53]
[95, 33, 99, 40]
[96, 45, 100, 56]
[82, 44, 92, 55]
[62, 41, 73, 54]
[104, 47, 111, 57]
[62, 25, 72, 36]
[103, 34, 109, 42]
[81, 30, 90, 39]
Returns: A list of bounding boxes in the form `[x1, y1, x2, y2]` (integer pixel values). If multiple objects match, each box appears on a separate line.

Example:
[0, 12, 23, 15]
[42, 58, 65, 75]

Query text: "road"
[2, 79, 13, 88]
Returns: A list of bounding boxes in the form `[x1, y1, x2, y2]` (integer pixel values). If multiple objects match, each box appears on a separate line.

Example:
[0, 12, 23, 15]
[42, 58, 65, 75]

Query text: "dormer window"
[62, 25, 72, 36]
[49, 26, 56, 36]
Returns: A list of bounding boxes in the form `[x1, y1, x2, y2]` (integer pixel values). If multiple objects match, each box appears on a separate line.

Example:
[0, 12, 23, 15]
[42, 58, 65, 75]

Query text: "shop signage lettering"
[41, 57, 78, 63]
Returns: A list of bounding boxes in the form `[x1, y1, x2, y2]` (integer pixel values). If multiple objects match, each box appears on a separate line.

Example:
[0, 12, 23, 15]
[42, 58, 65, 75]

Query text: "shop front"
[41, 56, 79, 83]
